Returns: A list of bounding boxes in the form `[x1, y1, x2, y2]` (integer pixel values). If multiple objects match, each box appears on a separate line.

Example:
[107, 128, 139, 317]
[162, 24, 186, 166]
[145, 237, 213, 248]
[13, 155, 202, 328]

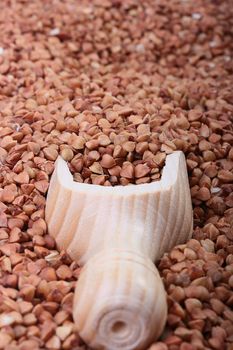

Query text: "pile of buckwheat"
[0, 0, 232, 349]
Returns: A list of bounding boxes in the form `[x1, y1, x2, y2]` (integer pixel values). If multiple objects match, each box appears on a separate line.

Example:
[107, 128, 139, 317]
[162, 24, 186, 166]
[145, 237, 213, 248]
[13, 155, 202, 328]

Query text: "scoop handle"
[73, 250, 167, 350]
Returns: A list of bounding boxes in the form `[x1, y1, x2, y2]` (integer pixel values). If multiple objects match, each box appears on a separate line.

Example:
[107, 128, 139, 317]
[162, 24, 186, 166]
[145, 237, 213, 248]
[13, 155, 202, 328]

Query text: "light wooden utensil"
[45, 151, 193, 350]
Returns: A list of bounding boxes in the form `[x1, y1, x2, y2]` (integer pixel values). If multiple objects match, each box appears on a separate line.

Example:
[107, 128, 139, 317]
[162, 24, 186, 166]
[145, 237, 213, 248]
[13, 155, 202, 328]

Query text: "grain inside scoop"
[45, 150, 193, 350]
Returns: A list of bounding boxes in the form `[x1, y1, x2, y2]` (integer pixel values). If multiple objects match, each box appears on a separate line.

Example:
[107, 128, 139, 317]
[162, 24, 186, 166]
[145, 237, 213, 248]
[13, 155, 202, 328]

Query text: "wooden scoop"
[45, 151, 193, 350]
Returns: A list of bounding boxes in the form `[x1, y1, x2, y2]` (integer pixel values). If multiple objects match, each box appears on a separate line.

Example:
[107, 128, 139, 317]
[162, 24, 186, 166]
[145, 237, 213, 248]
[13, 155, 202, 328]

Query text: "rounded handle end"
[73, 251, 167, 350]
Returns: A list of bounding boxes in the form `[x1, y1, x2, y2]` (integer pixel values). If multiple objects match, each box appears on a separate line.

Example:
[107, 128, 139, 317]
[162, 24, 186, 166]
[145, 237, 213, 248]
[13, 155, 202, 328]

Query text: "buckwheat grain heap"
[0, 1, 232, 350]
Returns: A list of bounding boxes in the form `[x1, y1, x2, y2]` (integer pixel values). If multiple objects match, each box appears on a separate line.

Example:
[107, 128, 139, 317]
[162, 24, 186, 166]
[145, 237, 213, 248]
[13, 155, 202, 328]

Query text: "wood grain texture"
[45, 151, 193, 350]
[73, 251, 167, 350]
